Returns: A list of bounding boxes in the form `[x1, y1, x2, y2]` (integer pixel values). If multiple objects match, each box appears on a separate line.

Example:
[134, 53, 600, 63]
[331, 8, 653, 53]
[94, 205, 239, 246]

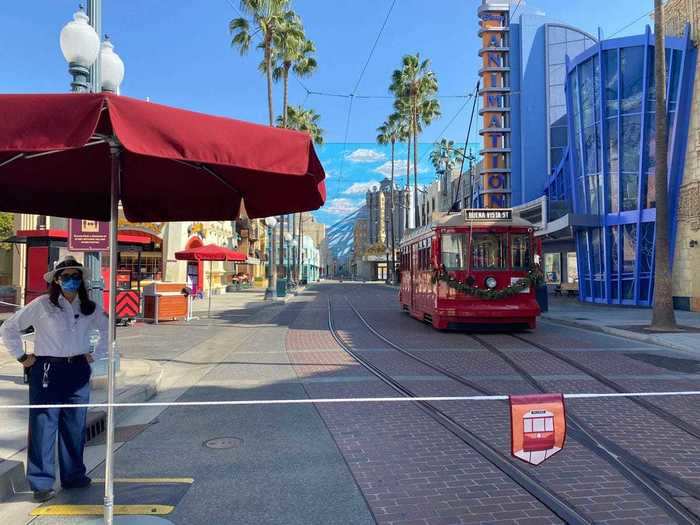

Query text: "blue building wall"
[546, 26, 696, 306]
[509, 14, 595, 206]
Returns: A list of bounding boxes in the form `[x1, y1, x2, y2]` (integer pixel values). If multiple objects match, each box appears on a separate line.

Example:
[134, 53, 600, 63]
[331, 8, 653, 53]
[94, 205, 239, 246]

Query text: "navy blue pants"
[27, 357, 91, 491]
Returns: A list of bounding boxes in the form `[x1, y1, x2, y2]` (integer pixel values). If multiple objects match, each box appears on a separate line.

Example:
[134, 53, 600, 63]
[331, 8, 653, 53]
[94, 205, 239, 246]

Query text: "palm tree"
[390, 54, 441, 226]
[278, 105, 324, 144]
[430, 139, 464, 197]
[230, 0, 293, 126]
[650, 0, 677, 330]
[266, 17, 316, 127]
[377, 114, 401, 283]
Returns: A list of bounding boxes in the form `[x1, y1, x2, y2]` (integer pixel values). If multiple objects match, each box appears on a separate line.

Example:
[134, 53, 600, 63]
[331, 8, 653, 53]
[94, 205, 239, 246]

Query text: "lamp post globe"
[100, 36, 125, 93]
[264, 216, 277, 229]
[60, 6, 100, 92]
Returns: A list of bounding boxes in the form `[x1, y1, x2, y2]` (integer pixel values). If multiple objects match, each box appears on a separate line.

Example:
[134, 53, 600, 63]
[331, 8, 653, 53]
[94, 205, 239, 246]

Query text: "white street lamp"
[264, 217, 278, 299]
[100, 36, 125, 93]
[60, 6, 100, 92]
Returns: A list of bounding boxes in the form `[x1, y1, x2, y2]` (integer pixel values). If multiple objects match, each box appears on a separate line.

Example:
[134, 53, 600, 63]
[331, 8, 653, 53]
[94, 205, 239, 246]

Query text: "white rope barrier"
[1, 391, 699, 410]
[0, 300, 21, 308]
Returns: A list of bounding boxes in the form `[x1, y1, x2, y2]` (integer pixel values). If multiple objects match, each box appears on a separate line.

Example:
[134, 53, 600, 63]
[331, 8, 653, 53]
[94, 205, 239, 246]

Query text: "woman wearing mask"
[0, 255, 107, 502]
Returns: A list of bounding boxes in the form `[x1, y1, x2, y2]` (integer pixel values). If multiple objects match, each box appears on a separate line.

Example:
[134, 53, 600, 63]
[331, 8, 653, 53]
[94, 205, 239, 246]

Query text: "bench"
[554, 282, 579, 297]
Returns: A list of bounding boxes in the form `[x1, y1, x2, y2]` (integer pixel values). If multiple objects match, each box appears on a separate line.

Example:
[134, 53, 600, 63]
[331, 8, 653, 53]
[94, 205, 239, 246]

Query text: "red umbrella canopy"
[0, 93, 326, 221]
[174, 244, 247, 262]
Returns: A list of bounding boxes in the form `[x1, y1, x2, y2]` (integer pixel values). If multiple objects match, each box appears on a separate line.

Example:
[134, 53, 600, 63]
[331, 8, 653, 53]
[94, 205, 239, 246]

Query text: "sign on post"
[510, 393, 566, 465]
[463, 208, 513, 221]
[68, 219, 110, 251]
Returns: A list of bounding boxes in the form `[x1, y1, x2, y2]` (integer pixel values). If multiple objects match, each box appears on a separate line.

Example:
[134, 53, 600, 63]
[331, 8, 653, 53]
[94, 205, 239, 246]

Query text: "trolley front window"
[471, 233, 506, 269]
[441, 233, 467, 269]
[511, 234, 532, 269]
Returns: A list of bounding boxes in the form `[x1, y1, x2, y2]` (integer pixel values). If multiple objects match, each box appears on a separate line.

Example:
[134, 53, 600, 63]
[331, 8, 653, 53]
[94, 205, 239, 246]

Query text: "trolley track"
[509, 331, 700, 440]
[340, 293, 700, 524]
[327, 296, 591, 525]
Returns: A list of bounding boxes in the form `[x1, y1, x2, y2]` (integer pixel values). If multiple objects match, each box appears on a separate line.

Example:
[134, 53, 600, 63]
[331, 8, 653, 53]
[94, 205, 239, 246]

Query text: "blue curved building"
[545, 26, 696, 305]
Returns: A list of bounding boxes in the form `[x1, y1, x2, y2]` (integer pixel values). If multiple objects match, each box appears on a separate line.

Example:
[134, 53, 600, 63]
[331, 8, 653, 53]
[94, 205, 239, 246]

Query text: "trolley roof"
[399, 211, 534, 246]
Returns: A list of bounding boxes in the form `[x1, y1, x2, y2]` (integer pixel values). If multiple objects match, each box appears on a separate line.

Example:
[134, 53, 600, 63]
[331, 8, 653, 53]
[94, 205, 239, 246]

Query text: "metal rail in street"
[339, 294, 700, 525]
[469, 333, 700, 525]
[510, 332, 700, 440]
[327, 296, 593, 525]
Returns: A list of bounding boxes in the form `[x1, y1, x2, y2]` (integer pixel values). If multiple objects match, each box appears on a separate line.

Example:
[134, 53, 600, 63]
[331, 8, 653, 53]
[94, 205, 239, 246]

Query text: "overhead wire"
[608, 9, 654, 38]
[337, 0, 397, 181]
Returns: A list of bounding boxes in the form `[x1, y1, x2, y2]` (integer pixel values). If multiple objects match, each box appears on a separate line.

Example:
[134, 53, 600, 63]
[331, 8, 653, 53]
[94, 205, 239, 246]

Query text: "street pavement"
[0, 282, 699, 524]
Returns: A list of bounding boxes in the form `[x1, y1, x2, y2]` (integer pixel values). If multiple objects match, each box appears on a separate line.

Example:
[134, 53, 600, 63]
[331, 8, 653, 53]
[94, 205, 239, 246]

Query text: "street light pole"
[264, 216, 277, 299]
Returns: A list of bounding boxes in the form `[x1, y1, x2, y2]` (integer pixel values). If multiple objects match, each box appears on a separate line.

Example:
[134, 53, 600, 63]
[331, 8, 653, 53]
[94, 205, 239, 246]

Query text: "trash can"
[536, 284, 548, 313]
[276, 278, 287, 298]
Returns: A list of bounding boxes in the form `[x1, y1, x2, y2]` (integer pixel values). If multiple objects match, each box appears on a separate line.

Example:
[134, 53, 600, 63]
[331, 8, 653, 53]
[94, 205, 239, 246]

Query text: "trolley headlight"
[485, 276, 497, 289]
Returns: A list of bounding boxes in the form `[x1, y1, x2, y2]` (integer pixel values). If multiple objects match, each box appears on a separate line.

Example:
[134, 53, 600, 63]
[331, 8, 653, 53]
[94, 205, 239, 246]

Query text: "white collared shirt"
[0, 294, 108, 359]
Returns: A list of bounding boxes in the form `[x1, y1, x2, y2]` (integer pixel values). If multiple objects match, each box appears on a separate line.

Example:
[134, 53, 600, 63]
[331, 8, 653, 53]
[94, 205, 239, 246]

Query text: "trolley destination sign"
[463, 208, 513, 221]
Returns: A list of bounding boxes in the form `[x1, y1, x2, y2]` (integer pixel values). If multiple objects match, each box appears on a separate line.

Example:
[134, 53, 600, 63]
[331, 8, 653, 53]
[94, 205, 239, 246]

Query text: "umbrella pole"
[208, 260, 212, 318]
[104, 142, 120, 525]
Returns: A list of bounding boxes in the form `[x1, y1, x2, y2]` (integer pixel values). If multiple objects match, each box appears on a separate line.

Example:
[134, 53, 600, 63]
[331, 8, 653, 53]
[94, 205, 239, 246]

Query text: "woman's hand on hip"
[84, 353, 95, 364]
[21, 355, 36, 368]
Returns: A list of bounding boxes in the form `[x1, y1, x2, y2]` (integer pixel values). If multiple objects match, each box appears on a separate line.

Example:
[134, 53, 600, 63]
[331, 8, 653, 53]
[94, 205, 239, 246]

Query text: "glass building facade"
[545, 24, 597, 173]
[547, 27, 695, 305]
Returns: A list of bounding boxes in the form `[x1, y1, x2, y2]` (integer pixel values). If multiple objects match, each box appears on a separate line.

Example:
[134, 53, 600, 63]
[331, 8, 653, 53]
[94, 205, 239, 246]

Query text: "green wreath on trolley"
[431, 264, 545, 300]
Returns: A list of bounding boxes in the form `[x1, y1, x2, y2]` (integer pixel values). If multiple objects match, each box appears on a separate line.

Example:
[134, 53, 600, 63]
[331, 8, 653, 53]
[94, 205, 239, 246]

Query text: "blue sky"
[0, 1, 651, 225]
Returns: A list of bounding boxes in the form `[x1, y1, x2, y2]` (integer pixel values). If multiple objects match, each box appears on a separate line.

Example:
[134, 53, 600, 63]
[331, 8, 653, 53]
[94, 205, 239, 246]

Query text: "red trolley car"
[399, 210, 541, 329]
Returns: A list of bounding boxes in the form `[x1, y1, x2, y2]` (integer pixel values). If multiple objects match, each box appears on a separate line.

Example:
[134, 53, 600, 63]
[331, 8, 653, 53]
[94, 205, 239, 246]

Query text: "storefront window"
[441, 233, 467, 269]
[621, 46, 644, 113]
[472, 233, 506, 269]
[511, 234, 531, 269]
[544, 253, 561, 284]
[566, 252, 578, 283]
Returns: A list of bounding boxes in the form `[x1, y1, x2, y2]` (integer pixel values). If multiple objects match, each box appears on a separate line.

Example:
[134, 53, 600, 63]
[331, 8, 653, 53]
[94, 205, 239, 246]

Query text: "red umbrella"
[174, 244, 247, 262]
[0, 92, 326, 221]
[175, 244, 247, 318]
[0, 92, 325, 523]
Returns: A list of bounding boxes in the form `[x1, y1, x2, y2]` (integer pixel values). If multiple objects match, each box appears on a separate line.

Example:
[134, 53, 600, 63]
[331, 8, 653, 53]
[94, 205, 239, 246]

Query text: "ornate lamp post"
[284, 232, 293, 289]
[60, 6, 125, 312]
[264, 216, 278, 299]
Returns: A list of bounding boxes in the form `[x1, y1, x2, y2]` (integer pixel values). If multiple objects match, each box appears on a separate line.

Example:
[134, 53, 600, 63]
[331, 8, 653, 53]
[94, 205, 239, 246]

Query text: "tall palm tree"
[651, 0, 677, 330]
[230, 0, 293, 126]
[390, 54, 441, 226]
[277, 103, 323, 280]
[266, 17, 316, 127]
[377, 114, 401, 283]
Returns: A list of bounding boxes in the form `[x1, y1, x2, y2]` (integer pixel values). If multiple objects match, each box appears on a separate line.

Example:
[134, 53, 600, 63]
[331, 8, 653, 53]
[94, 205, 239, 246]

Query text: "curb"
[0, 359, 162, 502]
[542, 315, 697, 354]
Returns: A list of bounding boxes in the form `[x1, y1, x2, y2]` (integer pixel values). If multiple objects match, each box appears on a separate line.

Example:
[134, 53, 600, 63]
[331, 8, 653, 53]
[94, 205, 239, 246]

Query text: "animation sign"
[479, 1, 510, 208]
[510, 393, 566, 465]
[68, 219, 109, 252]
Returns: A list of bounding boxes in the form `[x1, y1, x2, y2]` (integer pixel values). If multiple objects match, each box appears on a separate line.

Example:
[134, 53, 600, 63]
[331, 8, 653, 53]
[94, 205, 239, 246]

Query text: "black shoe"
[33, 489, 56, 502]
[62, 476, 91, 489]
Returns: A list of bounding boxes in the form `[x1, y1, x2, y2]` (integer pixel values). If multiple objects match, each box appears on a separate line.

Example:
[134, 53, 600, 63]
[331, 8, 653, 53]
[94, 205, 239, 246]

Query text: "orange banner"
[510, 393, 566, 465]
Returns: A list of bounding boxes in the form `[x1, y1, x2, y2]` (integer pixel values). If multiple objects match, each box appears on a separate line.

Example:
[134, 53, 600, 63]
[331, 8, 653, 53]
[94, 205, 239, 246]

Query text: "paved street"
[1, 282, 699, 524]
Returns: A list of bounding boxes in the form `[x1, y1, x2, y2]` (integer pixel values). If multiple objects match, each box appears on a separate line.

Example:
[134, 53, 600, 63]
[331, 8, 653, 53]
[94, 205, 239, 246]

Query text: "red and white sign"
[69, 219, 109, 251]
[510, 393, 566, 465]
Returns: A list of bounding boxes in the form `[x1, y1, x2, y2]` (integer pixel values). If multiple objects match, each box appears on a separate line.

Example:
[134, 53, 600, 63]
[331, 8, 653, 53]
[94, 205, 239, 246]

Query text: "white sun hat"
[43, 255, 86, 283]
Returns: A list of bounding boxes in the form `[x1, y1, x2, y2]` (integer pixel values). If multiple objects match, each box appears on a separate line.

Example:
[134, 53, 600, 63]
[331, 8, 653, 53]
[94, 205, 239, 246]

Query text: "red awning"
[174, 244, 247, 262]
[0, 93, 326, 221]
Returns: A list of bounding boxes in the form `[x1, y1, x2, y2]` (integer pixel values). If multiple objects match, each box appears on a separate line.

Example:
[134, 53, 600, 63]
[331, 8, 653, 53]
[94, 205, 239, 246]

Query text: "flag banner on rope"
[510, 393, 566, 466]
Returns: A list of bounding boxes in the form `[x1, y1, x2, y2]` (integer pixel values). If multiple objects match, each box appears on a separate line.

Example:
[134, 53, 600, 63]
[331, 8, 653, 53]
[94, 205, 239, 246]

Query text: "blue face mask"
[58, 275, 82, 293]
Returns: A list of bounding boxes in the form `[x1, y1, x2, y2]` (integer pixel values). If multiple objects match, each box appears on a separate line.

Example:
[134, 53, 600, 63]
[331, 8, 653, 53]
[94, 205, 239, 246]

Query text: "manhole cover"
[204, 437, 243, 449]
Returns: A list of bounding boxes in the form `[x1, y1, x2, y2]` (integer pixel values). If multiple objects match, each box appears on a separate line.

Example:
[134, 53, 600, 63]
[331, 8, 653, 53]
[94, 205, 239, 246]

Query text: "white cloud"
[324, 198, 363, 216]
[343, 180, 381, 195]
[345, 148, 386, 163]
[374, 160, 429, 177]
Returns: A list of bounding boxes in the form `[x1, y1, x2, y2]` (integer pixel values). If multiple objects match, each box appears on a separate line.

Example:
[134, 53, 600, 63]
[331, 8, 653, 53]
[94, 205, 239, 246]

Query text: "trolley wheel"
[431, 317, 448, 330]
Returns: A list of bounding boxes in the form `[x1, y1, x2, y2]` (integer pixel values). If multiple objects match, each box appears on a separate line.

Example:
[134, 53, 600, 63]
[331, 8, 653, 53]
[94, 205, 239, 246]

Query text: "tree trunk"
[650, 0, 677, 330]
[406, 135, 411, 228]
[412, 96, 419, 227]
[282, 63, 291, 127]
[390, 139, 396, 283]
[265, 36, 274, 127]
